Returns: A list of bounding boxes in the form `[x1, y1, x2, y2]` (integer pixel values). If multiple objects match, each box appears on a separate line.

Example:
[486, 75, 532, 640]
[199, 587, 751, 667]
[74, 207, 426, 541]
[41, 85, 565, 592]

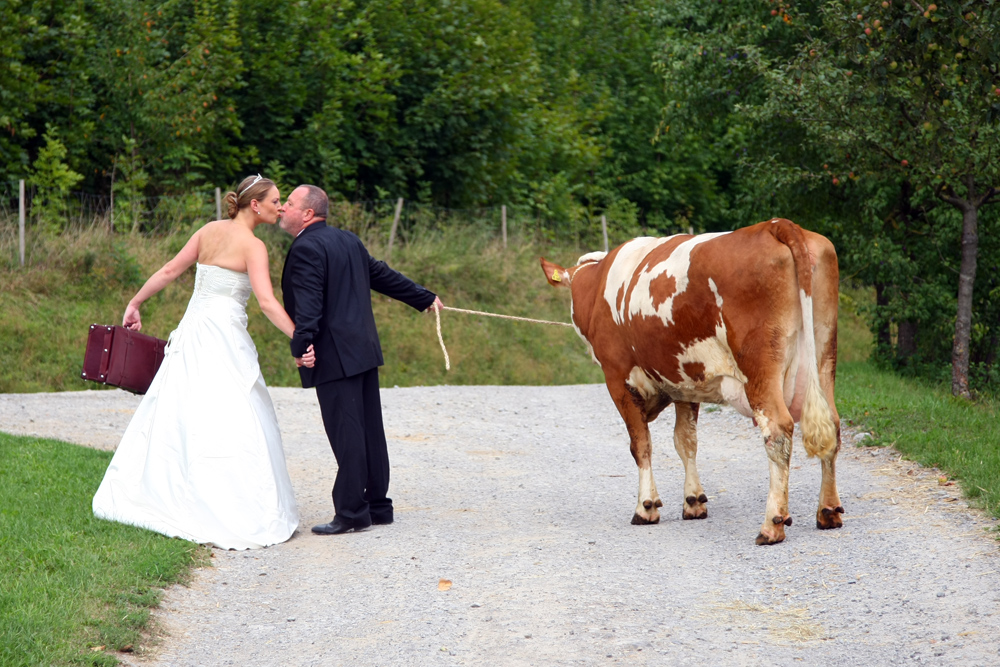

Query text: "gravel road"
[3, 385, 1000, 666]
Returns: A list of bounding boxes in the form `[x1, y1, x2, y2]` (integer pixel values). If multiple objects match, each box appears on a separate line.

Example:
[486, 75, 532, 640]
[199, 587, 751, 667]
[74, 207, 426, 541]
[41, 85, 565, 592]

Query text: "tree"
[232, 0, 395, 195]
[362, 0, 549, 206]
[30, 124, 83, 232]
[0, 0, 40, 179]
[88, 0, 243, 197]
[0, 0, 95, 183]
[748, 0, 1000, 398]
[649, 0, 837, 232]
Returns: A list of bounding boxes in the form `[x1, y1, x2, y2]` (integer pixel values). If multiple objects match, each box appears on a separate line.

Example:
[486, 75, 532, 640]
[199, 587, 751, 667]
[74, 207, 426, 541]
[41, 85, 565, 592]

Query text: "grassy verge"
[835, 287, 1000, 522]
[0, 432, 207, 666]
[835, 361, 1000, 517]
[0, 224, 603, 392]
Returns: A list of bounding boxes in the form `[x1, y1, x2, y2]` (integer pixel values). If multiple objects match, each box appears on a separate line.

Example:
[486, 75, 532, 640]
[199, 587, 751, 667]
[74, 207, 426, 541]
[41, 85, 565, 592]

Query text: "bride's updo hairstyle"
[224, 174, 276, 218]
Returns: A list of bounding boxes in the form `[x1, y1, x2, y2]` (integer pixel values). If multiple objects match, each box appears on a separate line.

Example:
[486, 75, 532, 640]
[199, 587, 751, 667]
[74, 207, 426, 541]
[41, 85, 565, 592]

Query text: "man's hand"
[295, 344, 316, 368]
[123, 304, 142, 331]
[426, 296, 444, 314]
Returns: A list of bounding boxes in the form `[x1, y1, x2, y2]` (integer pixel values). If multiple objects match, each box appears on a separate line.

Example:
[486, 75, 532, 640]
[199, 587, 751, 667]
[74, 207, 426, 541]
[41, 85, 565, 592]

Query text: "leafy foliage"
[29, 124, 83, 232]
[2, 0, 998, 395]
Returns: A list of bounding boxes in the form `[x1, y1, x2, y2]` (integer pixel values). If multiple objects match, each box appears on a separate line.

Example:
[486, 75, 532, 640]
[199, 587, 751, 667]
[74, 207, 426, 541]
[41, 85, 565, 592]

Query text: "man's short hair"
[299, 184, 329, 220]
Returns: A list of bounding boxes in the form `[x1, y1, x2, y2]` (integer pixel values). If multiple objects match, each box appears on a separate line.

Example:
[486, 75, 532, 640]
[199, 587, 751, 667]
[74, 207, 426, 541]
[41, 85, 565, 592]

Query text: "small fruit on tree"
[901, 159, 909, 167]
[865, 28, 872, 35]
[832, 177, 840, 185]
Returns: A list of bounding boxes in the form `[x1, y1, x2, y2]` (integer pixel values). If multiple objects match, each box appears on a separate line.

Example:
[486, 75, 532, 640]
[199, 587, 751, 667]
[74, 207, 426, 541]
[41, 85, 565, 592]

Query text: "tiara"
[238, 173, 264, 197]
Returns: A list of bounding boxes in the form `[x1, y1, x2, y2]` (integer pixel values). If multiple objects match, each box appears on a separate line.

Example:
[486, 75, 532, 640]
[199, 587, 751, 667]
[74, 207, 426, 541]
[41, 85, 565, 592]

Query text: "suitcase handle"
[99, 326, 114, 381]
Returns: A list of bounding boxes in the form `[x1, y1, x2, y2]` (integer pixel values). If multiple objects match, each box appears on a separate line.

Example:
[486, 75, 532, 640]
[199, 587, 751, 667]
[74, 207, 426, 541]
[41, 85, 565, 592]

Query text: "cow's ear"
[540, 257, 570, 288]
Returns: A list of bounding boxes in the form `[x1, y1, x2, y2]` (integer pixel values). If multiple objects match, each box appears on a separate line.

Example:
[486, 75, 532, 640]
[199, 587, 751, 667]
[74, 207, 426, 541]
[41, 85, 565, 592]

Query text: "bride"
[92, 174, 312, 549]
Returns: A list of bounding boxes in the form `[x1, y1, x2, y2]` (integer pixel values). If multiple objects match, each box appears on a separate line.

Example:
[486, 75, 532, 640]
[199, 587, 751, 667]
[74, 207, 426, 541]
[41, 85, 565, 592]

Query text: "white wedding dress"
[92, 264, 299, 549]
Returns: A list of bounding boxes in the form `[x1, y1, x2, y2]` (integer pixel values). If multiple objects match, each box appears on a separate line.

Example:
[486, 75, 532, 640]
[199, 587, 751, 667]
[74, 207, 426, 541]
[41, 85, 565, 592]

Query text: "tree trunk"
[898, 320, 917, 362]
[950, 203, 979, 398]
[875, 282, 891, 352]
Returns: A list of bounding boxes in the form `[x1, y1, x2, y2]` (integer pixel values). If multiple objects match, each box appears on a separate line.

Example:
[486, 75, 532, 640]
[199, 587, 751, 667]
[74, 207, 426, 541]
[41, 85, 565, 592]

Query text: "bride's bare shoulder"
[197, 219, 233, 234]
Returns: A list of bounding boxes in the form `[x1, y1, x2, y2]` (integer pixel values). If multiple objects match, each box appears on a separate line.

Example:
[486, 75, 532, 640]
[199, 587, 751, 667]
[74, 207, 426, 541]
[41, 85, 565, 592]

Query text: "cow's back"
[571, 221, 820, 412]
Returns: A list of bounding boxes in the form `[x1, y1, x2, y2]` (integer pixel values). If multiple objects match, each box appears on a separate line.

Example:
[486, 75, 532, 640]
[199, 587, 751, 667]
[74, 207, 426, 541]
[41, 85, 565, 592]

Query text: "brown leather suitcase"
[81, 324, 168, 395]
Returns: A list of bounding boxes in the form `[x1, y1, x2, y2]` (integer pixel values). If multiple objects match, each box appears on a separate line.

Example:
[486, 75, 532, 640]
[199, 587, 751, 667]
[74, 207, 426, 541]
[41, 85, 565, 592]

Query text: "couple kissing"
[93, 175, 443, 549]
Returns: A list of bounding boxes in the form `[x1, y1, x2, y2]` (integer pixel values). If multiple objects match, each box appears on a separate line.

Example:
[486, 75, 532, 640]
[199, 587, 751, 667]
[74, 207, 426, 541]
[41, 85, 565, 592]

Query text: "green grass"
[250, 224, 606, 388]
[0, 432, 207, 666]
[835, 361, 1000, 516]
[0, 224, 604, 392]
[835, 287, 1000, 522]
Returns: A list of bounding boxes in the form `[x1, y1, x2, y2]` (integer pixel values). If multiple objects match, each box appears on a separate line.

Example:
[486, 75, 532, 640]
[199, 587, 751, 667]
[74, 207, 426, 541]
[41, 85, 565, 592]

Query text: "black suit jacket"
[281, 221, 436, 388]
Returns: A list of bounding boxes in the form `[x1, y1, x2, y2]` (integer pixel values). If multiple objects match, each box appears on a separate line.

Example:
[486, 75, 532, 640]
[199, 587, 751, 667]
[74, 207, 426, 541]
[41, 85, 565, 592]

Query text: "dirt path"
[3, 386, 1000, 666]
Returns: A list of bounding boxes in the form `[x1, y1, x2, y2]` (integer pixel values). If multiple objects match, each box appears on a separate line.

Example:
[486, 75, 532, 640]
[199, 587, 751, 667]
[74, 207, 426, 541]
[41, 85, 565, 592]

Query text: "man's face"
[279, 187, 309, 236]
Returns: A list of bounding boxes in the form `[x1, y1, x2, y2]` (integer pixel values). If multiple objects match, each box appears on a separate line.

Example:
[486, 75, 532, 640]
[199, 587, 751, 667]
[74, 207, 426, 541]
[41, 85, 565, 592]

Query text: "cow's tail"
[771, 220, 837, 460]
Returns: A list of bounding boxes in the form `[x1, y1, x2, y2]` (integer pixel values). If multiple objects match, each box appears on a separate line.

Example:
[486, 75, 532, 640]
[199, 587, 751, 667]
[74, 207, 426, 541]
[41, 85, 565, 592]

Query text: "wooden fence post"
[18, 180, 25, 267]
[386, 197, 403, 262]
[601, 214, 608, 253]
[215, 187, 222, 220]
[502, 205, 507, 248]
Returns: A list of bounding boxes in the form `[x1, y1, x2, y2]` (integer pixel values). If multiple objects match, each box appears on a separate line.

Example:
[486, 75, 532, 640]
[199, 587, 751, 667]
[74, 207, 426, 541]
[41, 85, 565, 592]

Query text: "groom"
[279, 185, 443, 535]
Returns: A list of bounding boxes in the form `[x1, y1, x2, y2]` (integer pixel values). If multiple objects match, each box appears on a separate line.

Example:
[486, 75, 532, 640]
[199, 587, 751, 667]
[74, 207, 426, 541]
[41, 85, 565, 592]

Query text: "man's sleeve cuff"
[290, 337, 312, 357]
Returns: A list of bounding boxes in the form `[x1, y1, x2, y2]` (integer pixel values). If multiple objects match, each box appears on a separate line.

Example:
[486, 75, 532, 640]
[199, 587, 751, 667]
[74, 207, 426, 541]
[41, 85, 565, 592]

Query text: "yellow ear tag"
[551, 270, 561, 282]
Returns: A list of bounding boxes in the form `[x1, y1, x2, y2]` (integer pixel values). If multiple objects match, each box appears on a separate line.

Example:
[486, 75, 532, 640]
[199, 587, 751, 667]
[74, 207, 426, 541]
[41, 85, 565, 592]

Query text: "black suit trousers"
[315, 367, 392, 525]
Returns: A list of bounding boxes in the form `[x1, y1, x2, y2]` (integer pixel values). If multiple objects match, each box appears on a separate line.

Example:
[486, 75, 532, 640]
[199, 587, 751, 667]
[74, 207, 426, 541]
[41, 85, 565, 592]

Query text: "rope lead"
[433, 306, 574, 372]
[435, 307, 451, 371]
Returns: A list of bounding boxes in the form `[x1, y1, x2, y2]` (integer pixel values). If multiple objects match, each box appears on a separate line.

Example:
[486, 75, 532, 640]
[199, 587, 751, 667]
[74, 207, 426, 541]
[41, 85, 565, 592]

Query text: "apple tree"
[746, 0, 1000, 397]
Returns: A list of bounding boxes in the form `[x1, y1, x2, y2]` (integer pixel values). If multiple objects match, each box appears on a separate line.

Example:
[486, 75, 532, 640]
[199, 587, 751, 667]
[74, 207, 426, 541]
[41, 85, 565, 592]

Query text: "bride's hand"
[123, 304, 142, 331]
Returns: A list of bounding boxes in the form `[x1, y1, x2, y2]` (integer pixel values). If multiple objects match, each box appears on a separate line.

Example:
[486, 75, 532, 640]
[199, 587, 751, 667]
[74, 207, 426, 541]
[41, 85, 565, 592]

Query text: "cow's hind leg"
[747, 384, 796, 546]
[608, 383, 662, 525]
[816, 445, 844, 530]
[815, 356, 844, 530]
[674, 402, 708, 519]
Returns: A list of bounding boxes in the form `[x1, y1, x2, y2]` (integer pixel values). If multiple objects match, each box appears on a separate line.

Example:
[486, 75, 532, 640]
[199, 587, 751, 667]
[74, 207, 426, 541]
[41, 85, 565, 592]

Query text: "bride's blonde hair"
[223, 174, 276, 218]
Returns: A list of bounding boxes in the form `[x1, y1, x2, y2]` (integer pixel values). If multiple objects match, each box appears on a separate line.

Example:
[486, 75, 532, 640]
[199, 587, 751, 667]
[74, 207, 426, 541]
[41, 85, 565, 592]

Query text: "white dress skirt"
[92, 264, 299, 549]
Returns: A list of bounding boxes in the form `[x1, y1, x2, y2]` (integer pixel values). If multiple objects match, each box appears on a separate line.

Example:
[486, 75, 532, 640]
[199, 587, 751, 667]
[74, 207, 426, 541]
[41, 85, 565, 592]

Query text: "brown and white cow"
[541, 218, 843, 545]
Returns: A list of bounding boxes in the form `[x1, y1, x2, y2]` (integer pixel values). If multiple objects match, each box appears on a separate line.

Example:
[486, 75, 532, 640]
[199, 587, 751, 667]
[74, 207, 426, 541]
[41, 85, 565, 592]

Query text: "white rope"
[441, 306, 574, 328]
[435, 306, 450, 371]
[433, 306, 574, 372]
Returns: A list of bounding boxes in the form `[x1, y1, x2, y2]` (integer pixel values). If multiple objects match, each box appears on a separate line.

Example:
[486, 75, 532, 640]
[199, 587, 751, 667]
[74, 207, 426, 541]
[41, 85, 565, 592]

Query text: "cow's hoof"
[682, 493, 708, 520]
[754, 530, 786, 546]
[631, 512, 660, 525]
[816, 505, 845, 530]
[755, 520, 787, 545]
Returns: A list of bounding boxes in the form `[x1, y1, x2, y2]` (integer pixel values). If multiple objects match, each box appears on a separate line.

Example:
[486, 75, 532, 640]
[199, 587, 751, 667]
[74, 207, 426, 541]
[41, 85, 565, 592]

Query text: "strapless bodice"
[190, 263, 252, 308]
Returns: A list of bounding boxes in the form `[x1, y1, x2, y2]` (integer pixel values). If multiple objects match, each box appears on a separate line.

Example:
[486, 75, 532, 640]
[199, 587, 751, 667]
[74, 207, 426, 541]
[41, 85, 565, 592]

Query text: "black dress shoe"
[312, 518, 370, 535]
